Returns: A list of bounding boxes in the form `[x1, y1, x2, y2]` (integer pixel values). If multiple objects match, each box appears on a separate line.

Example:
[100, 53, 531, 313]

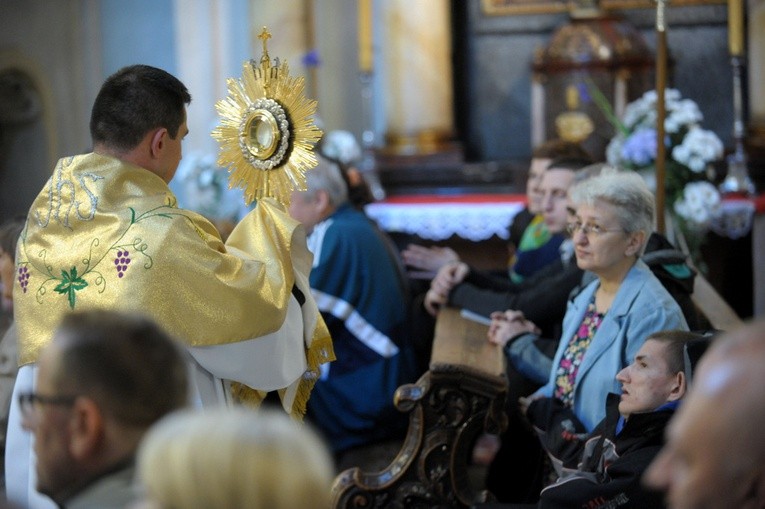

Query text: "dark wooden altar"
[330, 308, 508, 508]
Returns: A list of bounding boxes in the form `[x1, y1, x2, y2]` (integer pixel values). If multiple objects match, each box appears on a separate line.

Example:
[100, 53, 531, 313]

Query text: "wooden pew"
[331, 307, 508, 508]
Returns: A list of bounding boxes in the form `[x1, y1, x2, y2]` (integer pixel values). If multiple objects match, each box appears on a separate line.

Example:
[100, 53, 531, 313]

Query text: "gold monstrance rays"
[212, 27, 323, 206]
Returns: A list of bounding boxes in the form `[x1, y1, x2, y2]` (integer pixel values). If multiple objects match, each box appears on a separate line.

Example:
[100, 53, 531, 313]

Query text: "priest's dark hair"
[90, 64, 191, 152]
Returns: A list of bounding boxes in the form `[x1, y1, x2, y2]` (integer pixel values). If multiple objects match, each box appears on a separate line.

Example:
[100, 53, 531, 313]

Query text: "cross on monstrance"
[257, 27, 271, 60]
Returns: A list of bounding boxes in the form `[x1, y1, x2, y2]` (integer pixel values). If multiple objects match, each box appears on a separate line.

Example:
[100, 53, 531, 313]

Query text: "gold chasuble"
[14, 152, 333, 418]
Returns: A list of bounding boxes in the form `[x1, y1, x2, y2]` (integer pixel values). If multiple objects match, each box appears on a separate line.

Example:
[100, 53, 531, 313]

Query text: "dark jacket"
[535, 393, 672, 509]
[449, 248, 581, 339]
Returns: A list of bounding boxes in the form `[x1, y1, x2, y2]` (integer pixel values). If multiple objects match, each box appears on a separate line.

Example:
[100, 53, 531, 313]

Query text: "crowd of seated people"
[3, 58, 763, 509]
[402, 153, 701, 502]
[2, 157, 761, 509]
[8, 305, 759, 509]
[402, 139, 593, 280]
[480, 169, 688, 502]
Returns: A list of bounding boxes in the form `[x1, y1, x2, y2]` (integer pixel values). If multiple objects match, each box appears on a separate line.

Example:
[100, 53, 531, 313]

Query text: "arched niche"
[0, 52, 57, 223]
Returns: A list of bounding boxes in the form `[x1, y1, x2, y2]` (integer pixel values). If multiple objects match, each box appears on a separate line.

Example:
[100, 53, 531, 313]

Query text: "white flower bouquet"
[606, 89, 725, 230]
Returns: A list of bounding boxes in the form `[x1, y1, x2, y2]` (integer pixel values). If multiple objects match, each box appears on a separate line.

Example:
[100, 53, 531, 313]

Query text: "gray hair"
[572, 163, 620, 185]
[568, 170, 654, 236]
[303, 156, 349, 207]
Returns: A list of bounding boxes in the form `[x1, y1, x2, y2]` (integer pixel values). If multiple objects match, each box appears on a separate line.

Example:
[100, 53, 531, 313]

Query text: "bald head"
[644, 318, 765, 509]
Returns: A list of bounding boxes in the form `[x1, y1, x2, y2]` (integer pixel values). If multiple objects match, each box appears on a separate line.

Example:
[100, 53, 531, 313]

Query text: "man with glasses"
[17, 309, 187, 509]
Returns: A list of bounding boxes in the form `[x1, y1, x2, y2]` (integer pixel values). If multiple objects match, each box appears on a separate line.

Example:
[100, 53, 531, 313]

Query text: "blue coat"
[534, 259, 688, 431]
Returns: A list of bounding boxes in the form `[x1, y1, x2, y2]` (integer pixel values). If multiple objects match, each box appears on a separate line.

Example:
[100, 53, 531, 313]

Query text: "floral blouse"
[553, 302, 605, 406]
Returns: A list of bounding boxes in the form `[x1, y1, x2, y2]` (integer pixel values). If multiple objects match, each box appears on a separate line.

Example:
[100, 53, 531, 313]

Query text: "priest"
[6, 64, 333, 509]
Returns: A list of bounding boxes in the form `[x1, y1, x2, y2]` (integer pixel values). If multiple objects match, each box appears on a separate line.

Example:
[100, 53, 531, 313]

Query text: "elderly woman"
[134, 407, 335, 509]
[489, 170, 688, 433]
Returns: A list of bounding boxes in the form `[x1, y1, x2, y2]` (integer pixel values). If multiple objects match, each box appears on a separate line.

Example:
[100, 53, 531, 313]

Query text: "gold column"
[358, 0, 373, 72]
[381, 0, 455, 155]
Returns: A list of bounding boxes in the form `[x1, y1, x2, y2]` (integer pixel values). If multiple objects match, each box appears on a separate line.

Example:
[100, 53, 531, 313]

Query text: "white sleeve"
[186, 294, 308, 392]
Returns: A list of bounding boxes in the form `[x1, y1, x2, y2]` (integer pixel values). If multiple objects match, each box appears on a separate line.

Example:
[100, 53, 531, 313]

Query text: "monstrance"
[212, 26, 322, 206]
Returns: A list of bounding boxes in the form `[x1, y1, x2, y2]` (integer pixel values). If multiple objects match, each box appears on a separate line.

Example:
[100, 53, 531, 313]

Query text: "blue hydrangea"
[620, 128, 658, 166]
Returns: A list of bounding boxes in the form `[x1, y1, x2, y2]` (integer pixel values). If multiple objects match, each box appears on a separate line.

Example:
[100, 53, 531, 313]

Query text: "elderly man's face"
[288, 190, 323, 234]
[644, 360, 757, 509]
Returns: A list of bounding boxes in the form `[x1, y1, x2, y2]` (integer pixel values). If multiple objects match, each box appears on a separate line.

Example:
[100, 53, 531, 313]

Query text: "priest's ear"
[149, 127, 169, 159]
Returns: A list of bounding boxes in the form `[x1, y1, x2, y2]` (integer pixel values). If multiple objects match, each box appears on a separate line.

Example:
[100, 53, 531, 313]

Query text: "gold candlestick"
[719, 0, 755, 197]
[358, 0, 373, 72]
[728, 0, 744, 56]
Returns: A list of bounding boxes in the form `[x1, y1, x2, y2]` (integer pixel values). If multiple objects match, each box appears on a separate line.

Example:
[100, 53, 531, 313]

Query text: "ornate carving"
[331, 364, 508, 509]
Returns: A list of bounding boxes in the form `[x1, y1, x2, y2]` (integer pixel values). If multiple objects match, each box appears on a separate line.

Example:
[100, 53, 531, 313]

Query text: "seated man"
[402, 139, 592, 279]
[424, 157, 593, 338]
[289, 157, 412, 463]
[18, 309, 187, 508]
[532, 330, 711, 509]
[645, 318, 765, 509]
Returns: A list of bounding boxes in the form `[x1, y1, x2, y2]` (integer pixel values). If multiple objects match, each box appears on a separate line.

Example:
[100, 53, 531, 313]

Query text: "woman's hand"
[487, 310, 540, 347]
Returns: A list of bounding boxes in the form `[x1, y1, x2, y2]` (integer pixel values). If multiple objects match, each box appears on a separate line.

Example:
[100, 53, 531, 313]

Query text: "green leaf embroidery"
[53, 266, 89, 309]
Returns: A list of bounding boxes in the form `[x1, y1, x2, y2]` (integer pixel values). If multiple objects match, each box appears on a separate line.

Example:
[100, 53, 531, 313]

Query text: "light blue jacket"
[534, 259, 688, 431]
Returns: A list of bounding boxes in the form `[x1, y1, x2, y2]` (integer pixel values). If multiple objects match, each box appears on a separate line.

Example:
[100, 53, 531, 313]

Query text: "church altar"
[364, 194, 526, 241]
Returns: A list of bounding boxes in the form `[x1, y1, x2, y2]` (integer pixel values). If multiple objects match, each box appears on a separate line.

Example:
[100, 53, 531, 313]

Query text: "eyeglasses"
[566, 222, 625, 237]
[18, 392, 77, 420]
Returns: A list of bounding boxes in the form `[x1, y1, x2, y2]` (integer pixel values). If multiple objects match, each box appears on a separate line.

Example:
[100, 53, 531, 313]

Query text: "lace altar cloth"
[365, 194, 526, 241]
